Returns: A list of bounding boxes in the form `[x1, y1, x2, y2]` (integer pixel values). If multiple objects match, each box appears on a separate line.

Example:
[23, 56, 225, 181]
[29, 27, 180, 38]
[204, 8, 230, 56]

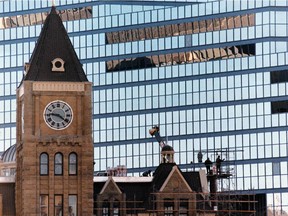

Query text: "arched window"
[54, 153, 63, 175]
[69, 153, 77, 175]
[40, 153, 49, 175]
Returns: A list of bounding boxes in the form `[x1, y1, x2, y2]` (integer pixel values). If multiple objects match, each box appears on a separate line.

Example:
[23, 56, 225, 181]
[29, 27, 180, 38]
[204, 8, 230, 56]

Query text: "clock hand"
[50, 113, 65, 120]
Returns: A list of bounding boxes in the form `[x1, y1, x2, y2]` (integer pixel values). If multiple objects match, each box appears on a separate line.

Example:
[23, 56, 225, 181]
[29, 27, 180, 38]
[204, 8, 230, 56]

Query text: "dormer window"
[51, 58, 65, 72]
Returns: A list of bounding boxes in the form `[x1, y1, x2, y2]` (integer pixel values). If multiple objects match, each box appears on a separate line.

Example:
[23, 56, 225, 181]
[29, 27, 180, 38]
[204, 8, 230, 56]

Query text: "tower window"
[40, 153, 49, 175]
[54, 153, 63, 175]
[55, 195, 63, 216]
[55, 61, 62, 68]
[51, 58, 65, 72]
[69, 195, 77, 216]
[40, 195, 49, 216]
[69, 153, 77, 175]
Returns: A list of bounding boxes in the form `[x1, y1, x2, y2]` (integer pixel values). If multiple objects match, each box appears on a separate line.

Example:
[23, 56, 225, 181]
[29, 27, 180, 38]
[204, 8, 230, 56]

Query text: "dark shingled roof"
[151, 163, 176, 191]
[161, 145, 174, 151]
[151, 163, 204, 192]
[93, 182, 106, 194]
[182, 171, 203, 193]
[23, 6, 88, 82]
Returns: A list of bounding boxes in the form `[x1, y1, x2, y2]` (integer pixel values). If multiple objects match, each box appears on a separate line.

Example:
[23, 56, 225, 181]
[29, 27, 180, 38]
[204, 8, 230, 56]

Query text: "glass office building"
[1, 0, 288, 214]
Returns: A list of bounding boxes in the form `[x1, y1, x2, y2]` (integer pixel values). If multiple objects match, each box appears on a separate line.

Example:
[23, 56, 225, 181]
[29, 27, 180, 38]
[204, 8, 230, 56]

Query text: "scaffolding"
[194, 146, 243, 192]
[93, 192, 256, 216]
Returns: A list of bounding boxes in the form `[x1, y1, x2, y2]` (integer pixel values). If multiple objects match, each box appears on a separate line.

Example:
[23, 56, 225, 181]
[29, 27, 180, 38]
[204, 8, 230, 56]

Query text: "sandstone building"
[15, 6, 94, 215]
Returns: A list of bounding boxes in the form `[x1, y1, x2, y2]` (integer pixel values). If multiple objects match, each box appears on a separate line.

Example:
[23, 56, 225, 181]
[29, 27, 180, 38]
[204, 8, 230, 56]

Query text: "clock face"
[43, 100, 73, 130]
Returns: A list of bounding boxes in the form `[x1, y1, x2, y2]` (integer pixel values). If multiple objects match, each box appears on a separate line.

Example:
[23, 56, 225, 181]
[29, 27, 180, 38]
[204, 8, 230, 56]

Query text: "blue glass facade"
[1, 0, 288, 214]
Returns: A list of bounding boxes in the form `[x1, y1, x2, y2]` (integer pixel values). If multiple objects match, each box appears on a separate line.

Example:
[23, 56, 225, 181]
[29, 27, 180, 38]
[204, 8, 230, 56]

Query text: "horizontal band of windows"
[0, 22, 284, 49]
[106, 44, 255, 72]
[0, 1, 95, 16]
[123, 157, 288, 173]
[0, 56, 287, 100]
[106, 14, 255, 45]
[0, 1, 188, 19]
[93, 103, 288, 134]
[92, 63, 288, 92]
[93, 114, 288, 136]
[99, 7, 287, 34]
[92, 95, 288, 120]
[0, 6, 92, 29]
[93, 126, 288, 147]
[1, 6, 287, 42]
[85, 37, 287, 63]
[1, 53, 287, 89]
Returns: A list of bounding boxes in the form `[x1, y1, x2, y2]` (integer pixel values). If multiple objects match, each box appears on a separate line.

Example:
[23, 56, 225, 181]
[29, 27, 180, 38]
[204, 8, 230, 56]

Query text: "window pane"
[69, 195, 77, 216]
[40, 195, 48, 216]
[69, 153, 77, 175]
[102, 201, 109, 216]
[40, 153, 48, 175]
[113, 201, 119, 216]
[55, 195, 63, 216]
[180, 199, 188, 216]
[55, 153, 63, 175]
[164, 199, 174, 216]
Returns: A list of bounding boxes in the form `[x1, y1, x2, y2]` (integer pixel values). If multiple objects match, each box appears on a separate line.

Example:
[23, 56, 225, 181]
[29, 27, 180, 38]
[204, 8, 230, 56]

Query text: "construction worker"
[142, 170, 152, 177]
[216, 155, 225, 174]
[204, 158, 213, 174]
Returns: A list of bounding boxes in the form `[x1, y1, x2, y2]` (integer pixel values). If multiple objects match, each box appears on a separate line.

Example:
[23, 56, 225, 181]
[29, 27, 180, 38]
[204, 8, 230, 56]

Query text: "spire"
[23, 6, 88, 82]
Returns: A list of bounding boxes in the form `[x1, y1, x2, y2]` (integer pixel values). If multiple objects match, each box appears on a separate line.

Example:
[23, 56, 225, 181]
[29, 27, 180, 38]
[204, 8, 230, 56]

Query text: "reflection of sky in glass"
[1, 0, 288, 213]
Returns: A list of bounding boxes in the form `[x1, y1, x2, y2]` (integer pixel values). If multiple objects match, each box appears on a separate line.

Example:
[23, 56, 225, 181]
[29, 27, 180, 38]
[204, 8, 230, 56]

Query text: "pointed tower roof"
[23, 6, 88, 82]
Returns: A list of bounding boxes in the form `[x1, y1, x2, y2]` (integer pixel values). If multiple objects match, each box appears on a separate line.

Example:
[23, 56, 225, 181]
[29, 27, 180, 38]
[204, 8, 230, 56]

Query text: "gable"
[100, 177, 122, 195]
[160, 166, 192, 193]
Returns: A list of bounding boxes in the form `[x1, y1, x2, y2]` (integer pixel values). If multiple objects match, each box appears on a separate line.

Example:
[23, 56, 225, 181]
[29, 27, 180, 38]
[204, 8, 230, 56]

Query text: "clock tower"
[16, 6, 94, 215]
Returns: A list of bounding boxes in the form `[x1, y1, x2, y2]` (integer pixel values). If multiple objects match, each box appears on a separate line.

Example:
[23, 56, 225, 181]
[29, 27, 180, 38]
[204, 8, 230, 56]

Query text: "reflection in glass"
[40, 195, 48, 216]
[54, 153, 63, 175]
[69, 153, 77, 175]
[55, 195, 63, 216]
[69, 195, 77, 216]
[40, 153, 48, 175]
